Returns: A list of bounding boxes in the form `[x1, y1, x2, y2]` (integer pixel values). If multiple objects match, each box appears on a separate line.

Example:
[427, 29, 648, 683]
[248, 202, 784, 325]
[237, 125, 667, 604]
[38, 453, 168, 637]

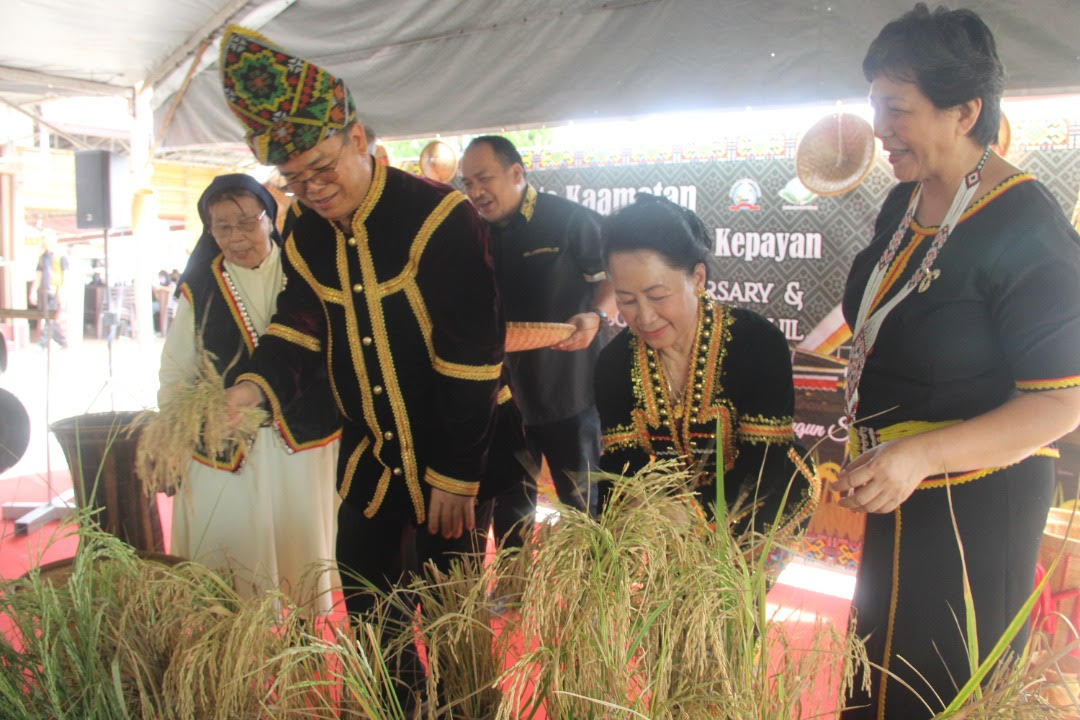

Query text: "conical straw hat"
[796, 113, 876, 197]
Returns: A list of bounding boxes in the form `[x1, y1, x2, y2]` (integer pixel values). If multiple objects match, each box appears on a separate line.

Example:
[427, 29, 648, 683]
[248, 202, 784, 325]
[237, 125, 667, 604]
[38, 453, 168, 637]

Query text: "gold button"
[362, 336, 373, 346]
[352, 283, 363, 293]
[383, 431, 394, 441]
[372, 385, 383, 395]
[347, 237, 357, 246]
[392, 467, 403, 476]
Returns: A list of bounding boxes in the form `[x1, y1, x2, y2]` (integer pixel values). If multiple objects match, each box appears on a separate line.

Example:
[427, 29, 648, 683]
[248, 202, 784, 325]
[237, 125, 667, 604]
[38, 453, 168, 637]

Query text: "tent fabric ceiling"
[2, 1, 1078, 151]
[0, 0, 225, 92]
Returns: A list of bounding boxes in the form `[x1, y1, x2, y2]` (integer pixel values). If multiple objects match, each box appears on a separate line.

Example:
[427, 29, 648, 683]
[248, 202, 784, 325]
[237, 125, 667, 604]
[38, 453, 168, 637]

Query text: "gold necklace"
[659, 354, 688, 420]
[668, 382, 685, 419]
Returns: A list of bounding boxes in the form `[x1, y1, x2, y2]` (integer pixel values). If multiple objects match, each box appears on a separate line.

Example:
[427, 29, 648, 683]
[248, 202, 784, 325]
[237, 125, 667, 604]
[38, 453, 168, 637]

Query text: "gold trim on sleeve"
[433, 356, 503, 381]
[736, 415, 795, 444]
[424, 468, 480, 497]
[1016, 375, 1080, 391]
[602, 425, 641, 453]
[266, 322, 322, 352]
[236, 372, 283, 423]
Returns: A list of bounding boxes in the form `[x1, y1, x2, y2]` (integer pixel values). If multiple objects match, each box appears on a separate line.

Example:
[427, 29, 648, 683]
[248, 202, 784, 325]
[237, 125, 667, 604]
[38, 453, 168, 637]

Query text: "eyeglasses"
[276, 136, 350, 196]
[210, 209, 267, 240]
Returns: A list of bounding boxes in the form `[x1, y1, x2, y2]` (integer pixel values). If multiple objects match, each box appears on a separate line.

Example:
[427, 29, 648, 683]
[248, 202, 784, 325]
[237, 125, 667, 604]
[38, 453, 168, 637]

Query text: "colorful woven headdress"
[219, 25, 357, 166]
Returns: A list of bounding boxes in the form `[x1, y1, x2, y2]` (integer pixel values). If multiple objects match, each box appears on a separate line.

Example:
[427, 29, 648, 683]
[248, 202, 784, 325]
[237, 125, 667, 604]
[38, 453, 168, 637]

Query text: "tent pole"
[150, 40, 210, 158]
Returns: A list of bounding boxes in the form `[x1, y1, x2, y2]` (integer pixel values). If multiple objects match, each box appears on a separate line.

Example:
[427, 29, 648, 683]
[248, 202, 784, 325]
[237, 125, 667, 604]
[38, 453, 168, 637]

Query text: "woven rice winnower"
[796, 113, 876, 197]
[505, 322, 576, 352]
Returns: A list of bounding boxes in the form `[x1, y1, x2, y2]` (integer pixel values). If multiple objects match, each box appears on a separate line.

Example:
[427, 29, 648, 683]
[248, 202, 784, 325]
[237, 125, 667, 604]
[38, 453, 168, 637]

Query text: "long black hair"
[174, 174, 282, 297]
[602, 193, 719, 281]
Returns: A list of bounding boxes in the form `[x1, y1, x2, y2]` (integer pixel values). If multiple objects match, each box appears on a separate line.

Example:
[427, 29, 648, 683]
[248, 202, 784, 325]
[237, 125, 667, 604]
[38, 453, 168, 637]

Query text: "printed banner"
[520, 147, 1080, 568]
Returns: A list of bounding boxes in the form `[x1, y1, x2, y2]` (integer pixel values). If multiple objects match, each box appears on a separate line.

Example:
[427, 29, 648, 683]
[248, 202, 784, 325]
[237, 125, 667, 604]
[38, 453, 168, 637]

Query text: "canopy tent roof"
[2, 0, 1078, 152]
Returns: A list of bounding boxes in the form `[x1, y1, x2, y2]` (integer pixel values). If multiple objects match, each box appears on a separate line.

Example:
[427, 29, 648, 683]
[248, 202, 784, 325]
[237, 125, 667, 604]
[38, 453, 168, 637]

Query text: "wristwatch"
[589, 307, 609, 323]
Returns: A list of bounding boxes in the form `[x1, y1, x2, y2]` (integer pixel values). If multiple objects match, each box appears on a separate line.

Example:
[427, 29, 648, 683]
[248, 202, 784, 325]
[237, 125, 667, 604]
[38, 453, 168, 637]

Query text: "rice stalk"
[326, 620, 412, 720]
[133, 343, 266, 495]
[0, 526, 183, 719]
[405, 556, 504, 719]
[0, 515, 379, 719]
[493, 460, 866, 720]
[929, 488, 1080, 719]
[931, 633, 1079, 719]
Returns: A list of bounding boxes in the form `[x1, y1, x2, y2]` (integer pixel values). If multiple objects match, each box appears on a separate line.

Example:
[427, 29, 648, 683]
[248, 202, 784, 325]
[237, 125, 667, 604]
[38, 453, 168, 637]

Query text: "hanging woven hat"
[796, 113, 876, 197]
[219, 25, 357, 165]
[419, 140, 459, 183]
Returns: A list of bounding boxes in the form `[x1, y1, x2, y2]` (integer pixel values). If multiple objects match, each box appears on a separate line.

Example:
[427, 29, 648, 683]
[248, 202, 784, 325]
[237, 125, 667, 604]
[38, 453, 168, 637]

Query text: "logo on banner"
[779, 178, 819, 211]
[728, 178, 762, 211]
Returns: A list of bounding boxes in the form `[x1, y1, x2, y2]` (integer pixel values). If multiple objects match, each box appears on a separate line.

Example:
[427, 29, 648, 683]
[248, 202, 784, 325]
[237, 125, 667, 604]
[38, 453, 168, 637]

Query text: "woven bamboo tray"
[505, 322, 575, 352]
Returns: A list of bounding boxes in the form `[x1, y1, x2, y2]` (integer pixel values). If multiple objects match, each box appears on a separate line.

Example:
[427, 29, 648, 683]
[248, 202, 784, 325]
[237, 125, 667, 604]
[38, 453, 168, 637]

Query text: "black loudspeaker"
[75, 150, 132, 229]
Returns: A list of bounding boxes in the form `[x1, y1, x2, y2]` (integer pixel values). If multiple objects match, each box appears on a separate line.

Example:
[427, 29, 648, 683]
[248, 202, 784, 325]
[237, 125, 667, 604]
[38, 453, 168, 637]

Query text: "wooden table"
[0, 307, 56, 321]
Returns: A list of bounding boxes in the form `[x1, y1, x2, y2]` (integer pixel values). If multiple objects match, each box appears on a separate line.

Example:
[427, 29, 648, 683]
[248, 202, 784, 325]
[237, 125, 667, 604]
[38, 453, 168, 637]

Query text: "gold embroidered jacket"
[594, 301, 818, 534]
[239, 162, 504, 522]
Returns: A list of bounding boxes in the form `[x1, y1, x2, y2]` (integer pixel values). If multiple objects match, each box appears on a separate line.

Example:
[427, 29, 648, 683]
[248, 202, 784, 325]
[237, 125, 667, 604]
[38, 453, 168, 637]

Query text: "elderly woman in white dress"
[159, 174, 341, 614]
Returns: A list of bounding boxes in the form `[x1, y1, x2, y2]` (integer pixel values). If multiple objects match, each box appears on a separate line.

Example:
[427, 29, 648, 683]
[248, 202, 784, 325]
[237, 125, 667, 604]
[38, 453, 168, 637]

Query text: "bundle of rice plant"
[315, 615, 421, 720]
[492, 461, 867, 720]
[405, 556, 504, 719]
[928, 638, 1079, 719]
[0, 527, 230, 718]
[134, 344, 266, 495]
[0, 517, 390, 719]
[918, 485, 1080, 719]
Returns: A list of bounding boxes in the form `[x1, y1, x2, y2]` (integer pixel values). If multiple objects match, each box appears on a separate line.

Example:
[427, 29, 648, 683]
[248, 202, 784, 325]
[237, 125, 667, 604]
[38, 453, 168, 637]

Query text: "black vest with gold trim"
[180, 253, 341, 470]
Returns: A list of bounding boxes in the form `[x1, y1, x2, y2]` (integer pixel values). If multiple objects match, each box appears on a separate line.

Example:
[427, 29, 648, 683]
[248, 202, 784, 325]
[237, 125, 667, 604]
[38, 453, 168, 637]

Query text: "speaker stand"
[86, 228, 122, 412]
[86, 317, 121, 412]
[0, 307, 75, 535]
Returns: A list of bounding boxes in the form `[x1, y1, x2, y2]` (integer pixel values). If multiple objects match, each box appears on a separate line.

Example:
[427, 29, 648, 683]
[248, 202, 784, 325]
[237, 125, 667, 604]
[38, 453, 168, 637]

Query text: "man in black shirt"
[461, 136, 615, 531]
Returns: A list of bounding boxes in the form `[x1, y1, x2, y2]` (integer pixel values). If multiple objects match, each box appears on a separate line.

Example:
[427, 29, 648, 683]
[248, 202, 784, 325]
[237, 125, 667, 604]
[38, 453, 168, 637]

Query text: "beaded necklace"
[845, 145, 991, 421]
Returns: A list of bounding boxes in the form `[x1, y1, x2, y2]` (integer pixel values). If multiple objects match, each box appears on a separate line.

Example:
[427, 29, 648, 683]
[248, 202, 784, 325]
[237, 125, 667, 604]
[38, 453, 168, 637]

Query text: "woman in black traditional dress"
[834, 5, 1080, 718]
[593, 194, 817, 534]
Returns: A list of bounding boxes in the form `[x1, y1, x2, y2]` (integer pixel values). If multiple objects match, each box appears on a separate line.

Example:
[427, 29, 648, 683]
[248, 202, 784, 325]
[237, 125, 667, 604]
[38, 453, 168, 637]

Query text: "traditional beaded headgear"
[219, 25, 357, 165]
